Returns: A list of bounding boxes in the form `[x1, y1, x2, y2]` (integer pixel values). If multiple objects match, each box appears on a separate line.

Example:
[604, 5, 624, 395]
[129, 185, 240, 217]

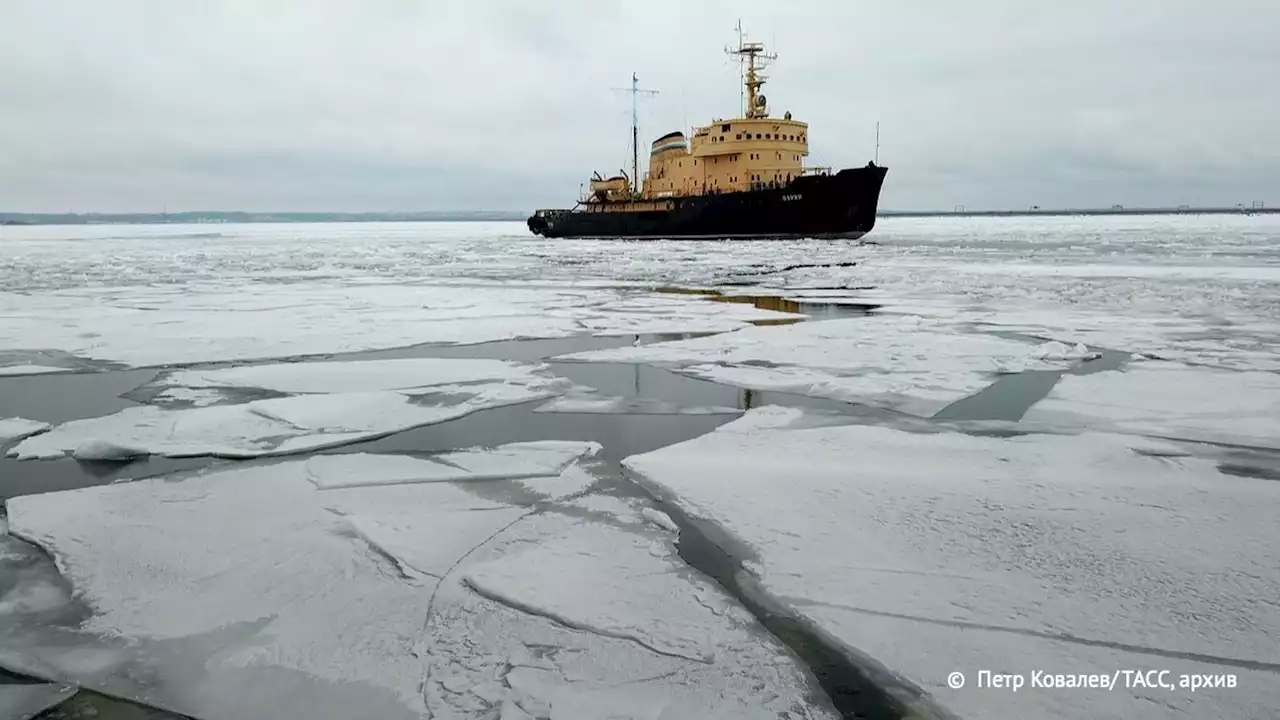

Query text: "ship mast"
[725, 32, 776, 119]
[612, 73, 658, 197]
[733, 19, 745, 116]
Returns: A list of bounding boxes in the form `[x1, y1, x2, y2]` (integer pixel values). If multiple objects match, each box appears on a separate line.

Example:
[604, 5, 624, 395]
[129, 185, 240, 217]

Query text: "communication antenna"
[612, 73, 659, 197]
[875, 121, 880, 164]
[726, 29, 776, 119]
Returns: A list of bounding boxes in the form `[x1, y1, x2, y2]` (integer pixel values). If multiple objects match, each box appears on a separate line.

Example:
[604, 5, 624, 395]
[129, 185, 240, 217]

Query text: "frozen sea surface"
[1020, 360, 1280, 449]
[623, 407, 1280, 720]
[558, 314, 1083, 416]
[2, 216, 1278, 719]
[0, 418, 49, 445]
[8, 358, 577, 460]
[2, 449, 833, 720]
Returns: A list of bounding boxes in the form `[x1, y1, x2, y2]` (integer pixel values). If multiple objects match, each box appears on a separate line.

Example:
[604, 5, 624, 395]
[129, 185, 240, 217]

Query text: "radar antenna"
[725, 30, 776, 119]
[611, 73, 659, 198]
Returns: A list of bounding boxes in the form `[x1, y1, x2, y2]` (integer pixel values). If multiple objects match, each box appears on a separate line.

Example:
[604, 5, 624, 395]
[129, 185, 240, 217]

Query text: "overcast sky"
[2, 1, 1277, 212]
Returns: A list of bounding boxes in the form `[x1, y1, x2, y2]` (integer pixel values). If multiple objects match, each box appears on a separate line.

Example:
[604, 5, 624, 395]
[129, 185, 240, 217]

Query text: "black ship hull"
[528, 164, 887, 240]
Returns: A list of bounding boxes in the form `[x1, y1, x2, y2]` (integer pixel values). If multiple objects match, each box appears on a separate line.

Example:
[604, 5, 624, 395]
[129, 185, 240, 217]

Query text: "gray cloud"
[1, 0, 1276, 212]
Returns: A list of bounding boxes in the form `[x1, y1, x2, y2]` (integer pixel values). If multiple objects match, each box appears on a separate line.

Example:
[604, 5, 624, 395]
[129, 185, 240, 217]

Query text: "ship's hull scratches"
[529, 165, 887, 241]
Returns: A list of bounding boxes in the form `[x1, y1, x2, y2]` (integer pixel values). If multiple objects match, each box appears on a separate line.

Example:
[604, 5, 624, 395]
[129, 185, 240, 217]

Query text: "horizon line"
[1, 204, 1274, 224]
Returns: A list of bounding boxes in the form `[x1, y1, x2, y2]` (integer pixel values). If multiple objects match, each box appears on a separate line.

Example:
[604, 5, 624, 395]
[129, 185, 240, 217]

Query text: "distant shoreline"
[1, 206, 1273, 226]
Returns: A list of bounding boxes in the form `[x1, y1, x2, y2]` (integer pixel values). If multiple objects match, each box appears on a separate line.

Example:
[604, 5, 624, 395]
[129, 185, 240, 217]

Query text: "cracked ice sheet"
[463, 524, 715, 663]
[304, 441, 601, 490]
[156, 357, 562, 395]
[959, 307, 1280, 372]
[622, 407, 1280, 720]
[0, 282, 802, 368]
[10, 358, 571, 460]
[0, 418, 49, 445]
[420, 512, 835, 720]
[558, 315, 1071, 416]
[3, 455, 835, 720]
[1021, 361, 1280, 450]
[535, 394, 741, 415]
[0, 458, 536, 719]
[560, 295, 805, 335]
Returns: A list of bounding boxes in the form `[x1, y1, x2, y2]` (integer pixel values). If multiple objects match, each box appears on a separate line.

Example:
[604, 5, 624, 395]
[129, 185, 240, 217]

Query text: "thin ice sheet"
[622, 407, 1280, 720]
[559, 315, 1074, 416]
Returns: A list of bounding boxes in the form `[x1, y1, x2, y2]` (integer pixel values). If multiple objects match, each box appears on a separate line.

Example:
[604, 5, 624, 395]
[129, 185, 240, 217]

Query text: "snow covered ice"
[1020, 360, 1280, 450]
[0, 365, 74, 377]
[8, 358, 577, 460]
[622, 407, 1280, 720]
[0, 278, 802, 369]
[558, 314, 1081, 416]
[302, 441, 601, 489]
[0, 418, 49, 445]
[4, 216, 1280, 718]
[1, 446, 835, 720]
[535, 393, 741, 415]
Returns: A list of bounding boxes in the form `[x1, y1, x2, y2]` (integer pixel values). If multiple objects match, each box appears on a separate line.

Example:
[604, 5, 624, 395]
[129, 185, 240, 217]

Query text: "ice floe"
[559, 315, 1080, 416]
[970, 309, 1280, 371]
[0, 365, 74, 377]
[0, 418, 49, 445]
[2, 447, 833, 720]
[1031, 340, 1098, 361]
[303, 441, 600, 489]
[1022, 361, 1280, 450]
[535, 394, 741, 415]
[622, 406, 1280, 720]
[9, 358, 573, 460]
[517, 463, 601, 501]
[640, 507, 680, 533]
[158, 357, 546, 395]
[0, 282, 807, 368]
[567, 294, 805, 335]
[417, 512, 827, 720]
[462, 524, 719, 662]
[0, 683, 77, 720]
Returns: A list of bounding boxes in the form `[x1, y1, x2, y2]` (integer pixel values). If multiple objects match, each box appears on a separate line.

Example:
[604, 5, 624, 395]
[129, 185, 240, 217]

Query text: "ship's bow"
[835, 163, 888, 235]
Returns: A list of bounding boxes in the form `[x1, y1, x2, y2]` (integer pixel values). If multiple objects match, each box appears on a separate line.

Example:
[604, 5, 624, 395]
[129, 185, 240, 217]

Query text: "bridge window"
[721, 123, 731, 132]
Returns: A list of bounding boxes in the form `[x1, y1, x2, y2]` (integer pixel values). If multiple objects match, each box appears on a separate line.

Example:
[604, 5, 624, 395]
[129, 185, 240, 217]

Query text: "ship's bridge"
[690, 118, 808, 158]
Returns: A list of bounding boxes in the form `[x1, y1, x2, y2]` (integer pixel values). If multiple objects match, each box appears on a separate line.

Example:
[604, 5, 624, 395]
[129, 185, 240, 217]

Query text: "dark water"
[931, 348, 1128, 423]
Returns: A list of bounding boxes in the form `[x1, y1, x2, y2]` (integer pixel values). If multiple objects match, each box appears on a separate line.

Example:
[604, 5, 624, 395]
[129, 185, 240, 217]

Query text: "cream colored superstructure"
[641, 117, 809, 197]
[584, 36, 813, 207]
